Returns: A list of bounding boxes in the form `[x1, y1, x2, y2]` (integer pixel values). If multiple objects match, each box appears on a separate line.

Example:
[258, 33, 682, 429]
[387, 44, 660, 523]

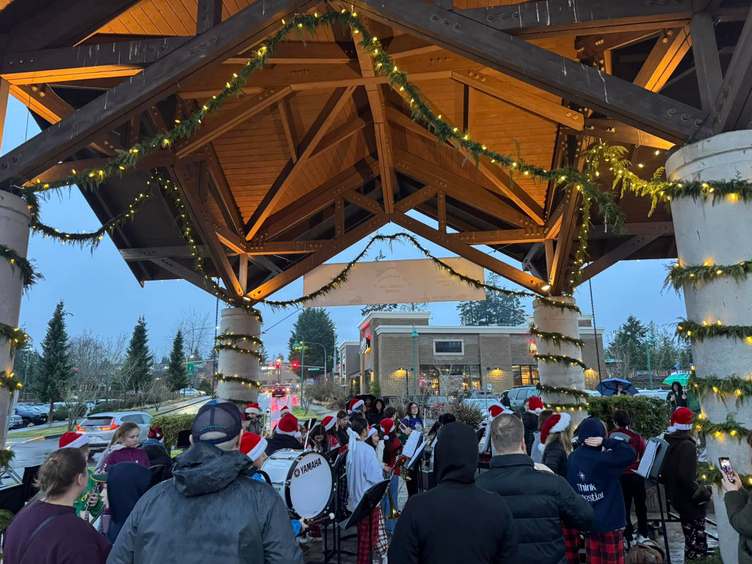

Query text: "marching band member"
[266, 412, 303, 455]
[320, 415, 341, 453]
[478, 403, 510, 455]
[244, 402, 263, 435]
[522, 396, 545, 455]
[348, 398, 366, 419]
[380, 419, 402, 535]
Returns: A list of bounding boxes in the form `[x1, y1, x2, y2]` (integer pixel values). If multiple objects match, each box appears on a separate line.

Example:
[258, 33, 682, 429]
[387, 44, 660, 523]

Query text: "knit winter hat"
[380, 418, 395, 439]
[540, 412, 571, 445]
[348, 398, 365, 413]
[239, 432, 267, 462]
[321, 415, 336, 432]
[277, 412, 299, 435]
[245, 402, 262, 416]
[575, 416, 607, 443]
[59, 431, 89, 449]
[527, 396, 545, 414]
[670, 407, 694, 431]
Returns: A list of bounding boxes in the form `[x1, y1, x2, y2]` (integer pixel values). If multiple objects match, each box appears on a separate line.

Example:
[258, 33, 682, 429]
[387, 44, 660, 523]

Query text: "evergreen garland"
[216, 333, 263, 347]
[534, 353, 587, 370]
[214, 373, 261, 388]
[530, 324, 584, 348]
[0, 323, 30, 354]
[689, 374, 752, 404]
[214, 342, 263, 361]
[537, 383, 590, 400]
[0, 371, 23, 391]
[666, 260, 752, 290]
[548, 403, 590, 412]
[676, 319, 752, 342]
[694, 414, 751, 441]
[698, 462, 752, 489]
[534, 297, 582, 314]
[0, 244, 39, 288]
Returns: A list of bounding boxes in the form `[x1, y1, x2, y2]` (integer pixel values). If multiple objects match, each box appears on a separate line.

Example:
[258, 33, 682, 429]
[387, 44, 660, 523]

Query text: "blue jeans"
[381, 475, 399, 535]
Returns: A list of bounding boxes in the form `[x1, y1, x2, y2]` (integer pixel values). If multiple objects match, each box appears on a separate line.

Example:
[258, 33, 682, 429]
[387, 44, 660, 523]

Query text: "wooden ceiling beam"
[204, 143, 244, 235]
[452, 228, 547, 245]
[0, 0, 313, 186]
[690, 12, 723, 113]
[0, 37, 188, 85]
[575, 118, 674, 150]
[549, 187, 580, 293]
[393, 148, 533, 228]
[226, 42, 355, 65]
[392, 212, 547, 293]
[351, 0, 707, 143]
[712, 5, 752, 133]
[343, 190, 384, 216]
[394, 185, 438, 214]
[588, 221, 674, 240]
[246, 240, 328, 255]
[121, 246, 208, 261]
[259, 157, 379, 240]
[176, 87, 293, 158]
[579, 234, 662, 282]
[276, 98, 298, 163]
[244, 86, 357, 241]
[246, 214, 388, 302]
[455, 0, 745, 38]
[452, 70, 584, 130]
[633, 27, 692, 93]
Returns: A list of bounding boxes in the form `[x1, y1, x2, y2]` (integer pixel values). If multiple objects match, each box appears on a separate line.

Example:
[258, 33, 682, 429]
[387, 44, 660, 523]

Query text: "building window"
[433, 339, 464, 355]
[420, 364, 480, 395]
[512, 364, 539, 386]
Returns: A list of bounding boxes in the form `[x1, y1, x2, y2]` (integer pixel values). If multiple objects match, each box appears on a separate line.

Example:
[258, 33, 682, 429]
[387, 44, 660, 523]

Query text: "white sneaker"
[636, 534, 649, 544]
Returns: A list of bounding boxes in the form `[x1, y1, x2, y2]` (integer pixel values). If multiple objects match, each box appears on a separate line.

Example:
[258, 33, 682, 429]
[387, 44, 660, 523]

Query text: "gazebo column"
[0, 191, 30, 446]
[216, 307, 261, 404]
[533, 296, 587, 419]
[666, 130, 752, 564]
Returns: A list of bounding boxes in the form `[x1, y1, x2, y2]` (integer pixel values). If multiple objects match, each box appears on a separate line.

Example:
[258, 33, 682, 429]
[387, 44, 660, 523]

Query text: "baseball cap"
[191, 401, 242, 445]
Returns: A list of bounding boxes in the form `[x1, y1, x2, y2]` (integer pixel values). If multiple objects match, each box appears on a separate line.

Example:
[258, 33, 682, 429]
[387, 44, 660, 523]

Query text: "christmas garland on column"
[0, 323, 30, 354]
[214, 373, 261, 388]
[698, 462, 752, 489]
[534, 353, 587, 370]
[694, 413, 751, 441]
[0, 371, 23, 391]
[689, 374, 752, 404]
[530, 324, 584, 348]
[676, 319, 752, 342]
[537, 383, 590, 401]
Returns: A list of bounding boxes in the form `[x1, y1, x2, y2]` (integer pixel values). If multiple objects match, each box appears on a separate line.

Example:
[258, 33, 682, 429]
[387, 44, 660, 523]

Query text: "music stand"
[342, 479, 390, 563]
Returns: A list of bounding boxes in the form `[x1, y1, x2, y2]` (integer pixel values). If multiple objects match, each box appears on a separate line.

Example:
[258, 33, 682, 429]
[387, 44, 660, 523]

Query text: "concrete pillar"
[216, 307, 260, 403]
[666, 130, 752, 564]
[533, 296, 586, 414]
[0, 190, 30, 447]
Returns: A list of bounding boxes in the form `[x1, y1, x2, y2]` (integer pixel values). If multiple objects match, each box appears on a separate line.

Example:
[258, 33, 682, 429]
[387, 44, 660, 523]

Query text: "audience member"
[541, 413, 573, 477]
[611, 410, 649, 544]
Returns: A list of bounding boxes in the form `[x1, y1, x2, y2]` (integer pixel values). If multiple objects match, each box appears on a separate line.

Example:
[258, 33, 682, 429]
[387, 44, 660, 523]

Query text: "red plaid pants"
[356, 507, 388, 564]
[563, 527, 624, 564]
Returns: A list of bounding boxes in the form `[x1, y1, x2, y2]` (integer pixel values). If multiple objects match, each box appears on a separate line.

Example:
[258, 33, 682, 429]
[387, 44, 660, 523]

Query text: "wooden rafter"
[579, 234, 662, 282]
[344, 190, 384, 216]
[394, 185, 438, 214]
[246, 214, 388, 302]
[633, 27, 691, 93]
[588, 222, 674, 240]
[246, 240, 328, 255]
[576, 119, 674, 150]
[392, 213, 547, 293]
[224, 42, 355, 65]
[244, 85, 357, 241]
[351, 0, 707, 143]
[712, 6, 752, 133]
[690, 13, 723, 114]
[258, 157, 379, 240]
[452, 228, 547, 246]
[549, 187, 580, 293]
[197, 0, 223, 34]
[277, 98, 298, 163]
[0, 0, 312, 186]
[121, 246, 208, 261]
[353, 32, 396, 214]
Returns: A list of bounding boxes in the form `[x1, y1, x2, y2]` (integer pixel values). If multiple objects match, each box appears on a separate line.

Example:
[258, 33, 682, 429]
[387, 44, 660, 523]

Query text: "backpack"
[626, 540, 665, 564]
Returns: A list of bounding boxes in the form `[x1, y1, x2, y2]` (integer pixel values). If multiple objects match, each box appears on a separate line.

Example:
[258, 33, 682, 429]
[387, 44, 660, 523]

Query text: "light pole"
[294, 340, 327, 381]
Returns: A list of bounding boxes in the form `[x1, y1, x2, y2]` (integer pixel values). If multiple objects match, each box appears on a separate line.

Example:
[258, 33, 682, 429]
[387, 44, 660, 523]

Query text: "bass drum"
[261, 449, 333, 519]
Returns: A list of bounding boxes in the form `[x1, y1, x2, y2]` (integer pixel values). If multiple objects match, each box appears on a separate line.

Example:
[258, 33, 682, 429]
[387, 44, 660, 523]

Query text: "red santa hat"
[348, 398, 364, 413]
[245, 402, 262, 416]
[540, 412, 572, 446]
[527, 396, 545, 414]
[380, 418, 395, 440]
[279, 405, 290, 413]
[59, 431, 89, 449]
[366, 426, 378, 440]
[239, 432, 267, 462]
[276, 412, 299, 436]
[321, 415, 336, 432]
[488, 403, 509, 419]
[670, 407, 694, 431]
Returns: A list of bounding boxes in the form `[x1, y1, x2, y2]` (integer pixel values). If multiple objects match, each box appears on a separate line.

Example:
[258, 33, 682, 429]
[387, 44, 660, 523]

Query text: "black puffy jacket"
[389, 423, 518, 564]
[662, 430, 709, 521]
[476, 454, 593, 564]
[542, 439, 568, 477]
[107, 442, 303, 564]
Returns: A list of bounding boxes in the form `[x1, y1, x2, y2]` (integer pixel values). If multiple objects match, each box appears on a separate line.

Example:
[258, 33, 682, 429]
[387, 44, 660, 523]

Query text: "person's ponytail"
[35, 448, 86, 498]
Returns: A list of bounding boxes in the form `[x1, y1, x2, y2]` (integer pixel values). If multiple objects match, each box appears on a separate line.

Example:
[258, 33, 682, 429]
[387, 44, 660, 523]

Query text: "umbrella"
[597, 378, 638, 397]
[662, 372, 689, 387]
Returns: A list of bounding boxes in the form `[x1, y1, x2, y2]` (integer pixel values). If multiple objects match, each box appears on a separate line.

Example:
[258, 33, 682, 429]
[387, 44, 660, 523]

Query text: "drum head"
[288, 452, 333, 519]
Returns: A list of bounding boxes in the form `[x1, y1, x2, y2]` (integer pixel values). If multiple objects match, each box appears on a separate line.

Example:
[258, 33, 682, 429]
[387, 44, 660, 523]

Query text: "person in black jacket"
[567, 417, 635, 564]
[388, 422, 518, 564]
[522, 396, 544, 455]
[476, 413, 592, 564]
[540, 412, 572, 477]
[265, 412, 303, 455]
[662, 407, 710, 560]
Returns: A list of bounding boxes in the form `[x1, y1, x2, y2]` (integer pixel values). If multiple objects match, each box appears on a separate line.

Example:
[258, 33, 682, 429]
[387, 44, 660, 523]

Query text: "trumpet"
[387, 480, 401, 519]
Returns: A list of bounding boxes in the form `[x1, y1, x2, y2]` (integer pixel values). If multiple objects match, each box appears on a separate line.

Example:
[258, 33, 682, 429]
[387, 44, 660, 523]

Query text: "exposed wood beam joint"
[712, 5, 752, 132]
[580, 234, 662, 282]
[633, 27, 692, 93]
[394, 185, 438, 214]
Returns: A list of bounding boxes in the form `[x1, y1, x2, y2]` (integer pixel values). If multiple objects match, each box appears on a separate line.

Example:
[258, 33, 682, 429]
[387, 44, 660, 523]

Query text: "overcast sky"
[5, 98, 685, 361]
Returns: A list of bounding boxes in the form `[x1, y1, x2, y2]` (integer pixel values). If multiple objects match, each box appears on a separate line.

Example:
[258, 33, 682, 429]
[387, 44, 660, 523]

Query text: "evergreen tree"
[35, 302, 72, 422]
[166, 330, 188, 391]
[456, 274, 526, 326]
[121, 317, 153, 395]
[606, 315, 648, 377]
[288, 308, 336, 379]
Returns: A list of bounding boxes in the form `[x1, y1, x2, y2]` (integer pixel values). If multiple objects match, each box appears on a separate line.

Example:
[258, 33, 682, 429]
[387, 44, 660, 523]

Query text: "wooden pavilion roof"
[0, 0, 750, 301]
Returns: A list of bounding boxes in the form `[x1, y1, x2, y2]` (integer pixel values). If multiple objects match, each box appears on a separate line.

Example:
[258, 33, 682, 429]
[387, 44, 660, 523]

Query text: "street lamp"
[293, 340, 328, 381]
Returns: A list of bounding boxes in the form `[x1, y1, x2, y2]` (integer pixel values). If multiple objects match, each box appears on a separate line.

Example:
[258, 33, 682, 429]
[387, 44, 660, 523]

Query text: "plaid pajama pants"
[562, 527, 625, 564]
[356, 507, 388, 564]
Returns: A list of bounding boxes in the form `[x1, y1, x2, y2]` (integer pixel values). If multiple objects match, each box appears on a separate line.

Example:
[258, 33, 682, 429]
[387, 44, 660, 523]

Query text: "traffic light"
[291, 360, 300, 370]
[275, 358, 282, 369]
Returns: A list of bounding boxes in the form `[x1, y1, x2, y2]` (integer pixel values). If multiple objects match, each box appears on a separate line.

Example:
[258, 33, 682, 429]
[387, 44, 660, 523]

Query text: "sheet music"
[636, 439, 658, 478]
[402, 430, 421, 458]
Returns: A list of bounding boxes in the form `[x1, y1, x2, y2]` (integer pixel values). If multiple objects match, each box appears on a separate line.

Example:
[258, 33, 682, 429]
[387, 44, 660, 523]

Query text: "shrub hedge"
[587, 396, 669, 439]
[151, 413, 195, 450]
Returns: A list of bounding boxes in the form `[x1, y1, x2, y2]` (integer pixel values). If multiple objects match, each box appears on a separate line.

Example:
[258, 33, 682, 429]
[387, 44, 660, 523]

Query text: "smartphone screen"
[719, 457, 736, 483]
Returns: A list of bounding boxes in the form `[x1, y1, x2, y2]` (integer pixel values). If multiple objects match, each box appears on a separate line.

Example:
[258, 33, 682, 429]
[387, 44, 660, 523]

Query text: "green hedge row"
[151, 413, 195, 450]
[587, 396, 670, 439]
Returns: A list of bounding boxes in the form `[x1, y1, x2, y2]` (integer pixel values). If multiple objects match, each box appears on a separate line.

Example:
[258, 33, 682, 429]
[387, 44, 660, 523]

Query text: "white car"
[178, 387, 202, 397]
[77, 411, 152, 451]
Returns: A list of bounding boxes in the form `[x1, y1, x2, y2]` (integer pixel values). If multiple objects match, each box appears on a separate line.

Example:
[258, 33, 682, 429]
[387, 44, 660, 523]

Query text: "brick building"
[357, 312, 604, 397]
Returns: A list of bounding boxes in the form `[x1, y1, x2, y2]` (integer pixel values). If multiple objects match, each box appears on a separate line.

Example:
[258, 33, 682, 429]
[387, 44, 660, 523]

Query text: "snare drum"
[261, 449, 333, 519]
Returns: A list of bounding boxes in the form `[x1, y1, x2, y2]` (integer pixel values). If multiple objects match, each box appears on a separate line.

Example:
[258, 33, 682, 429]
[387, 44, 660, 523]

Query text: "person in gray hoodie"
[107, 401, 303, 564]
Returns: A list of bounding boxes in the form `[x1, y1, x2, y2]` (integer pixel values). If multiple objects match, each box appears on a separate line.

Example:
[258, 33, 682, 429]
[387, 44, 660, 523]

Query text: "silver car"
[77, 411, 152, 451]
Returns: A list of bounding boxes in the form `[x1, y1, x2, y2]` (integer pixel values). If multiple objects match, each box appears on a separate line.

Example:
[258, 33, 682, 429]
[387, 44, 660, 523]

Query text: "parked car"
[178, 387, 202, 397]
[271, 386, 287, 398]
[463, 396, 502, 414]
[77, 411, 152, 451]
[8, 414, 23, 429]
[425, 395, 450, 417]
[500, 386, 539, 409]
[15, 404, 47, 426]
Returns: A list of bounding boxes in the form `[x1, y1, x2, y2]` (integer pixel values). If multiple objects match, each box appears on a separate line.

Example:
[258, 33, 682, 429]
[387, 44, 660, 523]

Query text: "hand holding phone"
[720, 457, 742, 492]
